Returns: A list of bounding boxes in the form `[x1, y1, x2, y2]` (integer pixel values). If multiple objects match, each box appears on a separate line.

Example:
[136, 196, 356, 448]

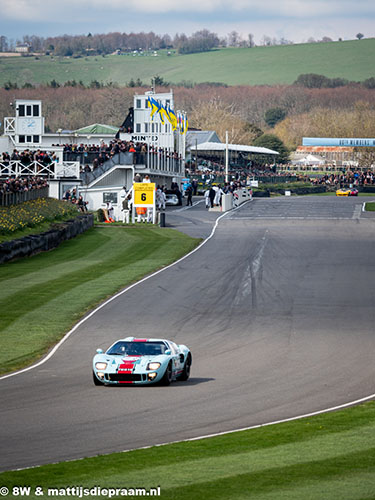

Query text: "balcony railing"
[80, 151, 182, 186]
[0, 160, 80, 179]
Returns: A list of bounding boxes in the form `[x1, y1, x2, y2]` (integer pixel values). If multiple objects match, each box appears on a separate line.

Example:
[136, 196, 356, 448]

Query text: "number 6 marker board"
[133, 182, 156, 223]
[133, 183, 155, 207]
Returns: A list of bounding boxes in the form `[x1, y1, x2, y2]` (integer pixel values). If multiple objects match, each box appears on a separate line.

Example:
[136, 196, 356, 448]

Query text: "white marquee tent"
[294, 154, 325, 165]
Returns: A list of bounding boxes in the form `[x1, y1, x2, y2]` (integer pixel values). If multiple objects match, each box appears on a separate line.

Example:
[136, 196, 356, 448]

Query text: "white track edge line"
[0, 202, 240, 381]
[10, 390, 375, 472]
[4, 198, 375, 471]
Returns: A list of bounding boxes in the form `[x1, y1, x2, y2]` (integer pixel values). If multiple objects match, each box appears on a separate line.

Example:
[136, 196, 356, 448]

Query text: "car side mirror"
[165, 349, 171, 355]
[96, 348, 103, 354]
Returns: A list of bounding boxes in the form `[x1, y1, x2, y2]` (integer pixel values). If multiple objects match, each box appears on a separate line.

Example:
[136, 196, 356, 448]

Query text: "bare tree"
[227, 31, 240, 47]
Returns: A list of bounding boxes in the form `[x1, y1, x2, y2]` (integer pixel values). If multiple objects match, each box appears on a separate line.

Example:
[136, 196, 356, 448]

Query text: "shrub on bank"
[0, 198, 78, 235]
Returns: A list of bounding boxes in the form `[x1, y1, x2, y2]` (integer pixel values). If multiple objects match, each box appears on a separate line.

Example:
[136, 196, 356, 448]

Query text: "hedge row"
[0, 214, 94, 264]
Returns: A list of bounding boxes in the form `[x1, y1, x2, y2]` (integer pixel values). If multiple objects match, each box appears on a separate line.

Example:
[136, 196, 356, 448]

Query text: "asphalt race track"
[1, 196, 375, 471]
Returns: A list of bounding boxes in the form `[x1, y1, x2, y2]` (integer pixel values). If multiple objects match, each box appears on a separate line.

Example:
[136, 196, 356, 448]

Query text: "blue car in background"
[93, 337, 192, 386]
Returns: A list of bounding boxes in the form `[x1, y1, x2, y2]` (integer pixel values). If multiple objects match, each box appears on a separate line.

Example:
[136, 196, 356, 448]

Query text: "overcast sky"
[1, 0, 374, 44]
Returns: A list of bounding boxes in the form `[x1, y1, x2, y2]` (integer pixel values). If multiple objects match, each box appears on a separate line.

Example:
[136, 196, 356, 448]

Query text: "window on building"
[19, 135, 25, 143]
[136, 99, 142, 109]
[145, 123, 149, 133]
[26, 135, 32, 142]
[33, 105, 39, 117]
[103, 192, 118, 203]
[18, 105, 25, 117]
[33, 135, 39, 143]
[26, 105, 32, 116]
[136, 123, 141, 133]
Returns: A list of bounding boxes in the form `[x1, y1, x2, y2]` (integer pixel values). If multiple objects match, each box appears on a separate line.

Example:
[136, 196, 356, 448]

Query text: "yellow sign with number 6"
[133, 182, 155, 207]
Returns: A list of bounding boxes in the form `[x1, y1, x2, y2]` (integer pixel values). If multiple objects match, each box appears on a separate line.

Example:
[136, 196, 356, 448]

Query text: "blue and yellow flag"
[167, 107, 178, 131]
[146, 97, 183, 132]
[146, 96, 160, 120]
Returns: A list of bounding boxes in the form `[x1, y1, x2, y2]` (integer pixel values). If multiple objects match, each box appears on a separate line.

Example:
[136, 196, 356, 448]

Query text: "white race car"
[93, 337, 192, 386]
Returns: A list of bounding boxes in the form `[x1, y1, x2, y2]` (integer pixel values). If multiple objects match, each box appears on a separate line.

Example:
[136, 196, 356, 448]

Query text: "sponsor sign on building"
[303, 137, 375, 147]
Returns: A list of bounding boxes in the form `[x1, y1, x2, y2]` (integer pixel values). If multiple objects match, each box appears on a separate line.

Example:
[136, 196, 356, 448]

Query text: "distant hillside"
[0, 38, 374, 87]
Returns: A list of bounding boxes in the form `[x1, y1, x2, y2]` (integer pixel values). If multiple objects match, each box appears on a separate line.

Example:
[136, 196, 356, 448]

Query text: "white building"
[0, 91, 186, 219]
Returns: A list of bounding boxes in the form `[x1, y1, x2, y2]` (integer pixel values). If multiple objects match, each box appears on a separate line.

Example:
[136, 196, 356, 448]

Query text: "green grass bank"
[0, 225, 199, 375]
[1, 401, 375, 499]
[1, 38, 374, 87]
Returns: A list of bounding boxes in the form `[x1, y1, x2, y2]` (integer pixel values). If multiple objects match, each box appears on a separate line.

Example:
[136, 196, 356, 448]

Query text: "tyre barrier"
[0, 213, 94, 264]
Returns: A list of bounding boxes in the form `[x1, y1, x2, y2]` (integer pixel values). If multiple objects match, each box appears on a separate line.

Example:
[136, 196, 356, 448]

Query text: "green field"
[1, 401, 375, 499]
[0, 224, 199, 374]
[1, 38, 374, 87]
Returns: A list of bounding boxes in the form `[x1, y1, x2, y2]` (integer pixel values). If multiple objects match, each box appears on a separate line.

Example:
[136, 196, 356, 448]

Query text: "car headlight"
[95, 362, 107, 370]
[147, 362, 161, 370]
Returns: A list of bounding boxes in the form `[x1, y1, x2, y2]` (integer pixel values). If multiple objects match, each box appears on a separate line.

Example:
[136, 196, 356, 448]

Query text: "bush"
[265, 108, 286, 128]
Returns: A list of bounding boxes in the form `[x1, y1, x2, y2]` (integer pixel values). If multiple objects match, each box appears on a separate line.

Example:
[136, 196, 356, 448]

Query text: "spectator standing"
[204, 188, 210, 208]
[122, 195, 131, 224]
[186, 185, 193, 206]
[209, 187, 216, 208]
[214, 185, 224, 206]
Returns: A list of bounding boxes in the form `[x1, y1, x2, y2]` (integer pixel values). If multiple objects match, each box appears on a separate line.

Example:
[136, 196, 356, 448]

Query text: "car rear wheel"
[178, 354, 191, 381]
[161, 362, 173, 386]
[93, 371, 104, 386]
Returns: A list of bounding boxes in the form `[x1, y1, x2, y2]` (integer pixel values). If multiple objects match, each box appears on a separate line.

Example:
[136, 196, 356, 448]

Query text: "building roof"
[185, 131, 221, 149]
[195, 141, 279, 155]
[74, 124, 119, 135]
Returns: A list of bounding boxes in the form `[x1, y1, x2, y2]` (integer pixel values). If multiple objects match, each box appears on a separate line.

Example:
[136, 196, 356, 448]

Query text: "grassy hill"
[0, 38, 374, 87]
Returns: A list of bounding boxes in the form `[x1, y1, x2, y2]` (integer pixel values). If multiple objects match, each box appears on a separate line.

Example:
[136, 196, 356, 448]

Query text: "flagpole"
[225, 130, 229, 183]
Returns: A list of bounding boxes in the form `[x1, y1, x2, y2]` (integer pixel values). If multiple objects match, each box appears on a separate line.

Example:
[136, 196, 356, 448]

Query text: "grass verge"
[365, 202, 375, 211]
[0, 225, 199, 375]
[1, 401, 375, 499]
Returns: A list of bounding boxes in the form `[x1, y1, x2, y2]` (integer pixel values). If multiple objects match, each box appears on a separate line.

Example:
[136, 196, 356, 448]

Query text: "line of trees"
[3, 74, 374, 92]
[294, 73, 375, 89]
[0, 30, 249, 56]
[1, 30, 365, 57]
[3, 82, 374, 138]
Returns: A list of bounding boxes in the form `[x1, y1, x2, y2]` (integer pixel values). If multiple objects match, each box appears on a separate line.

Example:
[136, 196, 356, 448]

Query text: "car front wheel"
[161, 362, 173, 386]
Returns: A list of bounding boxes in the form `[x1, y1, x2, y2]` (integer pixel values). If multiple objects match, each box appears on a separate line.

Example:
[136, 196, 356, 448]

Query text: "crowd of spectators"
[311, 170, 375, 187]
[187, 161, 300, 180]
[0, 177, 48, 200]
[57, 139, 182, 173]
[0, 176, 49, 195]
[1, 150, 58, 167]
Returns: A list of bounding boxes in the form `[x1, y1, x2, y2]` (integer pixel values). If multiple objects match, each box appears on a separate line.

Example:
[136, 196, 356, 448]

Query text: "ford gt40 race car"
[93, 337, 192, 386]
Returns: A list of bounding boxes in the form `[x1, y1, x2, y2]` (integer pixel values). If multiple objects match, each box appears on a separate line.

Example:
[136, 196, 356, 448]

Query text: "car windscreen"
[107, 341, 166, 356]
